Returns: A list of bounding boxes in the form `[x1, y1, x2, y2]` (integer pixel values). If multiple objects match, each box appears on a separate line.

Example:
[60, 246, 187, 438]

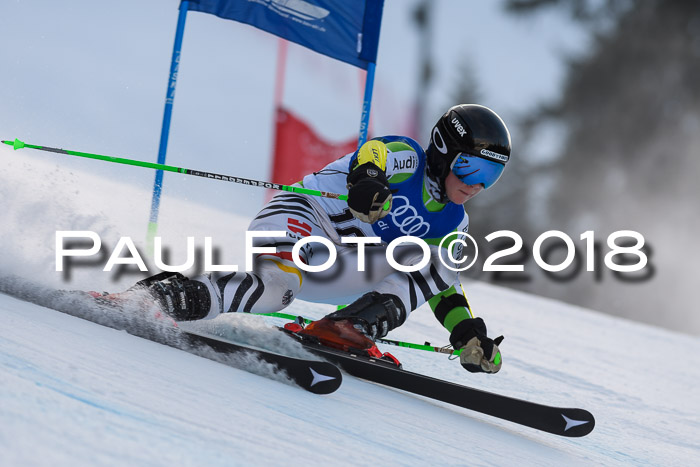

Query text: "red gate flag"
[271, 107, 358, 185]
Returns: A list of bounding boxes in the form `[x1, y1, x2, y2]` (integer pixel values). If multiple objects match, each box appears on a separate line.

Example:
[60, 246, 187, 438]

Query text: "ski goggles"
[450, 153, 506, 190]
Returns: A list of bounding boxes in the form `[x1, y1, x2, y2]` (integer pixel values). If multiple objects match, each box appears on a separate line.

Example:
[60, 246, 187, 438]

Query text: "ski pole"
[258, 311, 461, 356]
[2, 138, 348, 201]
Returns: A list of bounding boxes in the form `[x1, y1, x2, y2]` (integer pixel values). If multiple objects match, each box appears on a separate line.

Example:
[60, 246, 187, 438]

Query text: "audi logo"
[389, 196, 431, 236]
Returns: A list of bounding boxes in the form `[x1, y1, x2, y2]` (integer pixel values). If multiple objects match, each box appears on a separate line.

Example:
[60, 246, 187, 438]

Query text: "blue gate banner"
[185, 0, 384, 69]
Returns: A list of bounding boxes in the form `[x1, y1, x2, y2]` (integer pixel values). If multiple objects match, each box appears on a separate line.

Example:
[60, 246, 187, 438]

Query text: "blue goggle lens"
[450, 154, 505, 189]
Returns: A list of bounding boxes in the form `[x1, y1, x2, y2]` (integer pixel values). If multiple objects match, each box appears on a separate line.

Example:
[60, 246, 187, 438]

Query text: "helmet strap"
[425, 165, 450, 204]
[425, 145, 451, 204]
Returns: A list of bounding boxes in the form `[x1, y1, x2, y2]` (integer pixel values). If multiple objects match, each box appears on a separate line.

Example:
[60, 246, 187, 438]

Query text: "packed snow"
[1, 145, 699, 466]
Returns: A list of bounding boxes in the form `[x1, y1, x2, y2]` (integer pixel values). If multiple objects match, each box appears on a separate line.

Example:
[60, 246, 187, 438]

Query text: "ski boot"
[286, 292, 405, 366]
[86, 272, 211, 324]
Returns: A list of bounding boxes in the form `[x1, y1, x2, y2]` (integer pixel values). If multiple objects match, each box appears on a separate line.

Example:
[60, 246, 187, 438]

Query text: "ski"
[285, 330, 595, 437]
[178, 330, 342, 395]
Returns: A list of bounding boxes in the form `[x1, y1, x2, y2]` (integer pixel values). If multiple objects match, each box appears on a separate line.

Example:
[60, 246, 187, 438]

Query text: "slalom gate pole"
[357, 62, 376, 147]
[259, 311, 461, 356]
[2, 138, 348, 201]
[149, 0, 191, 248]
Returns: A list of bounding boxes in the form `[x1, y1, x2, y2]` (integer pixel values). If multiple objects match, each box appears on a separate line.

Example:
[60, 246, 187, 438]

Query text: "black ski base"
[285, 329, 595, 437]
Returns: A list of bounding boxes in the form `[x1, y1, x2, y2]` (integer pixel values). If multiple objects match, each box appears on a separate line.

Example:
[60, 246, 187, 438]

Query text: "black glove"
[346, 162, 392, 224]
[450, 317, 503, 374]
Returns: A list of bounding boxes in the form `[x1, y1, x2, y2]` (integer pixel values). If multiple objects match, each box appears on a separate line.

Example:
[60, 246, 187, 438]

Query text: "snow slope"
[2, 282, 700, 466]
[1, 146, 700, 466]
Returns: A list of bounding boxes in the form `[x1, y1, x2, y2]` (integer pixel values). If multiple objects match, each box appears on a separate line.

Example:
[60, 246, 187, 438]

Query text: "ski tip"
[304, 363, 343, 395]
[2, 138, 25, 150]
[559, 409, 596, 437]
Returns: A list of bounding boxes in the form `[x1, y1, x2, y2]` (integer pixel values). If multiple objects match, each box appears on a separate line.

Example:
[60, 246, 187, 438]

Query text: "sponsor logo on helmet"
[367, 168, 379, 177]
[480, 148, 509, 163]
[451, 117, 468, 137]
[432, 127, 448, 154]
[389, 196, 430, 237]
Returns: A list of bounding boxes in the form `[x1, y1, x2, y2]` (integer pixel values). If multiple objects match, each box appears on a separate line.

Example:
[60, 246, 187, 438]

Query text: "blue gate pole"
[357, 62, 376, 147]
[147, 1, 189, 250]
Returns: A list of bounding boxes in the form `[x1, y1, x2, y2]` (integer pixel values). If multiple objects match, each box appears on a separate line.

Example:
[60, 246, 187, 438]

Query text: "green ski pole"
[2, 138, 348, 201]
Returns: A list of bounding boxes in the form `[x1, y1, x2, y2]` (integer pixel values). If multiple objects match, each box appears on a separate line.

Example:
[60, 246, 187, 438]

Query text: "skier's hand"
[347, 173, 392, 223]
[346, 140, 392, 224]
[449, 317, 503, 374]
[459, 335, 503, 374]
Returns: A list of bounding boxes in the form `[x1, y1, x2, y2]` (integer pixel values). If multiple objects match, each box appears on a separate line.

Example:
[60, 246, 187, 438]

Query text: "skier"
[135, 104, 511, 374]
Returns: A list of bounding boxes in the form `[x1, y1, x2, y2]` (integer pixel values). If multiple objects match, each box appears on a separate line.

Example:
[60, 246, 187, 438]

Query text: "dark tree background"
[470, 0, 700, 333]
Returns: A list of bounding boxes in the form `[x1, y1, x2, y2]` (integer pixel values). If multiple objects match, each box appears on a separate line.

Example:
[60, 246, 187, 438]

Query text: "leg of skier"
[141, 192, 329, 320]
[297, 241, 459, 349]
[298, 240, 502, 373]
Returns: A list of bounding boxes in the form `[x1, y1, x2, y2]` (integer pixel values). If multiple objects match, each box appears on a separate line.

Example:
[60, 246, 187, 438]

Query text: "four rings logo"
[389, 196, 430, 236]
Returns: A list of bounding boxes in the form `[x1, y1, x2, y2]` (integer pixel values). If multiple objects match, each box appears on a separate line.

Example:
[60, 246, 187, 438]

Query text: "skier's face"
[445, 171, 484, 204]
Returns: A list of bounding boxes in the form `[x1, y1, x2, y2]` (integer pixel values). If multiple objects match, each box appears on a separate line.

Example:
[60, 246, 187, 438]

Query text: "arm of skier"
[428, 285, 503, 374]
[427, 224, 504, 374]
